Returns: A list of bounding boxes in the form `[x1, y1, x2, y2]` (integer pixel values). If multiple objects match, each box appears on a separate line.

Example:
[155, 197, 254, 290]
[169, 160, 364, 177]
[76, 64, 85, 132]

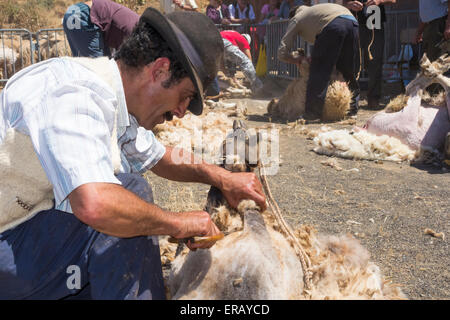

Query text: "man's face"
[142, 78, 196, 130]
[123, 57, 198, 130]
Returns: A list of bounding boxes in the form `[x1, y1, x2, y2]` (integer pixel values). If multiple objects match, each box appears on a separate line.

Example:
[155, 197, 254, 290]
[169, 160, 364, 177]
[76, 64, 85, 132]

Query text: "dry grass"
[0, 0, 212, 31]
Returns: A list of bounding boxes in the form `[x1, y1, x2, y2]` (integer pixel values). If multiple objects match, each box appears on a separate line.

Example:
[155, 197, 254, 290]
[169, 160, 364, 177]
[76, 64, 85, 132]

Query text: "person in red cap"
[0, 8, 266, 300]
[220, 30, 263, 92]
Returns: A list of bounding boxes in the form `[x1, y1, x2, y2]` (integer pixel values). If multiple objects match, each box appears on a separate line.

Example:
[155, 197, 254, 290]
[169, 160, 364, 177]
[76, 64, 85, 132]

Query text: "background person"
[228, 0, 257, 24]
[0, 8, 265, 300]
[63, 0, 139, 57]
[221, 30, 263, 92]
[159, 0, 199, 13]
[416, 0, 450, 94]
[206, 0, 232, 25]
[277, 0, 304, 20]
[278, 3, 361, 120]
[344, 0, 397, 110]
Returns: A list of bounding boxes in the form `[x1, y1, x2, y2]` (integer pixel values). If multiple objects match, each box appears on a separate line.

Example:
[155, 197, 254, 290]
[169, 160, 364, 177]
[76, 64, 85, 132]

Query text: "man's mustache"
[164, 111, 173, 122]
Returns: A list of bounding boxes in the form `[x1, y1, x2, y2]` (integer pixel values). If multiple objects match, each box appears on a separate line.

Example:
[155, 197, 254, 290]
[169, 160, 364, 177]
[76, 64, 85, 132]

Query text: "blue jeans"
[62, 3, 109, 57]
[0, 173, 165, 300]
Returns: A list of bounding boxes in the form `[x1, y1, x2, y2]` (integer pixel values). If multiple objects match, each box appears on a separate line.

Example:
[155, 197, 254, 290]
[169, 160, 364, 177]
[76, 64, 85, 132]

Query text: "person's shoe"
[367, 98, 379, 109]
[299, 112, 321, 124]
[346, 107, 358, 119]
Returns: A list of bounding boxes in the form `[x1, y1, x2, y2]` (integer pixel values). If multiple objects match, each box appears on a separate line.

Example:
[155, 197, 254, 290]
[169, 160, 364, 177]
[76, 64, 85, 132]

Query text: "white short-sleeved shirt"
[0, 57, 166, 213]
[228, 3, 256, 20]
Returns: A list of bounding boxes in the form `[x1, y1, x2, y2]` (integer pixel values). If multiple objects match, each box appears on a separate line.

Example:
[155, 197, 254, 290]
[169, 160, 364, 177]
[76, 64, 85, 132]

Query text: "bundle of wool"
[313, 127, 417, 162]
[385, 91, 447, 114]
[205, 99, 247, 118]
[153, 111, 234, 163]
[267, 60, 351, 122]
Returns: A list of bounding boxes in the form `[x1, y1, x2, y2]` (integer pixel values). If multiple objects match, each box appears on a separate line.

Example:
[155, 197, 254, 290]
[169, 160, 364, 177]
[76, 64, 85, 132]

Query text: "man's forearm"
[69, 182, 182, 238]
[150, 146, 230, 190]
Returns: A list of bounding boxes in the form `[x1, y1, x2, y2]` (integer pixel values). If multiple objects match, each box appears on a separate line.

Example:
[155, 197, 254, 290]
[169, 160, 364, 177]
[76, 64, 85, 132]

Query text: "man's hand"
[220, 171, 267, 211]
[366, 0, 382, 6]
[346, 1, 364, 11]
[171, 210, 222, 250]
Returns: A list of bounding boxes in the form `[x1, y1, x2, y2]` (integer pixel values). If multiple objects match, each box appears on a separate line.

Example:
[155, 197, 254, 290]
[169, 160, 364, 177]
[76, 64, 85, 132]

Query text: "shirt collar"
[109, 58, 130, 135]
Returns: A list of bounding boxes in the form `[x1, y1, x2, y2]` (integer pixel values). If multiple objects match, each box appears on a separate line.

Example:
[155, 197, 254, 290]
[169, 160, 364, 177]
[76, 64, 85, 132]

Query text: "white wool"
[313, 128, 417, 162]
[153, 111, 234, 163]
[0, 46, 17, 64]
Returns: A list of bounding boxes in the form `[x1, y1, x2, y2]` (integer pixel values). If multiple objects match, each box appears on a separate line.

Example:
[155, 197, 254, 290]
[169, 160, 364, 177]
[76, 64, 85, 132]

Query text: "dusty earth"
[145, 78, 449, 300]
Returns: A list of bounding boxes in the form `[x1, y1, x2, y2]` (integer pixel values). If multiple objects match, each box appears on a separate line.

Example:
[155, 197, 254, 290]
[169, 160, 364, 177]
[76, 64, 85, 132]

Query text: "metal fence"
[265, 20, 312, 80]
[1, 10, 420, 85]
[0, 29, 34, 83]
[35, 28, 71, 63]
[1, 28, 69, 85]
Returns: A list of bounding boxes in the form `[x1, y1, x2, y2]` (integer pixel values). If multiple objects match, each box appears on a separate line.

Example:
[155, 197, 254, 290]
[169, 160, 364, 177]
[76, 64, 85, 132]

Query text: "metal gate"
[1, 28, 70, 85]
[0, 29, 34, 84]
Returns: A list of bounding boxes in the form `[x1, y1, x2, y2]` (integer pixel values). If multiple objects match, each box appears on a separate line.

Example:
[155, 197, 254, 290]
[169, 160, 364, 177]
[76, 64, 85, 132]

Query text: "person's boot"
[299, 111, 321, 124]
[367, 97, 380, 109]
[346, 93, 360, 118]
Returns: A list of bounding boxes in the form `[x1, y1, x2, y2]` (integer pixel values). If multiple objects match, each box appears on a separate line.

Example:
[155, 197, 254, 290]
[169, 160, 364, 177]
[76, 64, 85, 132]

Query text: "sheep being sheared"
[166, 120, 405, 300]
[314, 54, 450, 163]
[267, 56, 352, 122]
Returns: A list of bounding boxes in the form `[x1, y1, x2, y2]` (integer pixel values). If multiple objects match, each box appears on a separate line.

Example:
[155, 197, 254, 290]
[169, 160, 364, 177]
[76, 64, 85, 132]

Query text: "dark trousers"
[0, 173, 165, 300]
[423, 15, 448, 95]
[306, 17, 361, 117]
[360, 22, 385, 102]
[62, 3, 110, 57]
[423, 15, 448, 63]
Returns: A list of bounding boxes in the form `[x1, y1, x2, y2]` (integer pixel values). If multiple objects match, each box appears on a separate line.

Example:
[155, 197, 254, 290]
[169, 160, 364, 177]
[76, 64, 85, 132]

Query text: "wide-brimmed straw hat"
[140, 8, 224, 115]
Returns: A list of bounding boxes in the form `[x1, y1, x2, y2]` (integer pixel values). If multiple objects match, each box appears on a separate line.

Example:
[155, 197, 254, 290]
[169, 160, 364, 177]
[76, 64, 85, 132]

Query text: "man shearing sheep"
[0, 8, 266, 300]
[278, 3, 361, 121]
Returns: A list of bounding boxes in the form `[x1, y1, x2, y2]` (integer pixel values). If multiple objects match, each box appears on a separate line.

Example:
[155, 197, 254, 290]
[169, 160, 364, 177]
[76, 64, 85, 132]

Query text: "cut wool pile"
[313, 127, 417, 162]
[153, 111, 234, 163]
[385, 91, 446, 113]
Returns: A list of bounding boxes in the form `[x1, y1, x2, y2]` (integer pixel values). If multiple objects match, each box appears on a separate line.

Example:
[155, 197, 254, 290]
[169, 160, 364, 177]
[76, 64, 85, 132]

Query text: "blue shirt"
[419, 0, 448, 23]
[278, 0, 304, 19]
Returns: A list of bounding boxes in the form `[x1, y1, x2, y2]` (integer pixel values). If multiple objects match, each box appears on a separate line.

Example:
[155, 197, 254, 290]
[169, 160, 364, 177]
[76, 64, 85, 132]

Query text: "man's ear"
[151, 57, 171, 82]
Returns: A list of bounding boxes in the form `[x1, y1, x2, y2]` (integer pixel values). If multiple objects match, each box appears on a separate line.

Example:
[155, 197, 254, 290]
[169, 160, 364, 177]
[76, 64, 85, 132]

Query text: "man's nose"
[173, 100, 189, 118]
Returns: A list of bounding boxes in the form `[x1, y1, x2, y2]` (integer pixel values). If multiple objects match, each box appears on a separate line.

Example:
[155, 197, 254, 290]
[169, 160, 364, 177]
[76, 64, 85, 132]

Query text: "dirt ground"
[145, 77, 449, 300]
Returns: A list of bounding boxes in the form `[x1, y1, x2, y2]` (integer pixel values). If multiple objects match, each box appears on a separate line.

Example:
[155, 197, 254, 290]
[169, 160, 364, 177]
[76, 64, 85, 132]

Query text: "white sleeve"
[229, 4, 236, 18]
[187, 0, 198, 9]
